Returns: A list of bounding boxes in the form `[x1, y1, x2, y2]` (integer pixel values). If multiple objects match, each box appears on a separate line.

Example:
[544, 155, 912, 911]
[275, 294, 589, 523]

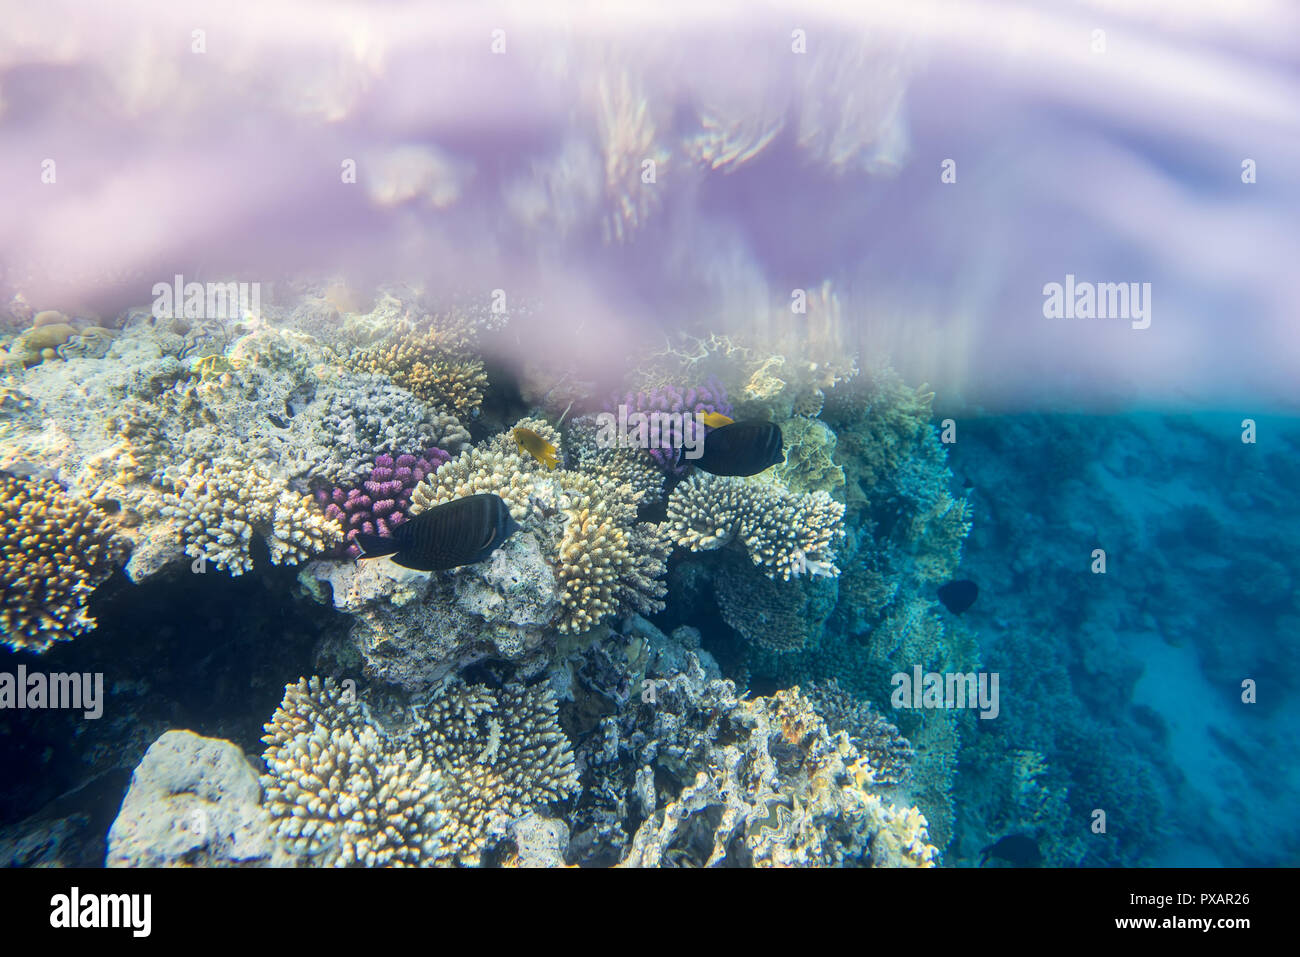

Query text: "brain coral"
[665, 473, 845, 580]
[1, 473, 125, 652]
[260, 676, 579, 867]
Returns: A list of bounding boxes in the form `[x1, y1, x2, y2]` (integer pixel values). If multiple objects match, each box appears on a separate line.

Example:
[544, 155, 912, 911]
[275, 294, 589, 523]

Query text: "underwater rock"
[106, 730, 282, 868]
[311, 528, 561, 690]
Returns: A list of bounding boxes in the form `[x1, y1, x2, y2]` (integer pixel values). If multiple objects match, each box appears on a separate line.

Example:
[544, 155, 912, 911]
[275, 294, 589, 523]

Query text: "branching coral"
[566, 414, 666, 504]
[313, 372, 469, 486]
[410, 679, 580, 864]
[608, 377, 732, 474]
[316, 448, 450, 558]
[555, 482, 670, 633]
[139, 457, 342, 575]
[411, 418, 668, 634]
[345, 325, 488, 420]
[665, 473, 845, 580]
[261, 677, 450, 867]
[260, 676, 579, 867]
[410, 416, 559, 521]
[0, 473, 125, 652]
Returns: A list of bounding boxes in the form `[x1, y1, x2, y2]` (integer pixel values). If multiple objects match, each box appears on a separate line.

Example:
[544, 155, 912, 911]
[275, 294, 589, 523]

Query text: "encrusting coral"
[0, 473, 126, 652]
[260, 676, 579, 866]
[665, 473, 846, 580]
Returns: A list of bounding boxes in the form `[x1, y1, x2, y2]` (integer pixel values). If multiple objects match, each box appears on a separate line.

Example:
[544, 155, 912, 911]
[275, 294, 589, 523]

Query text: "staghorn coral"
[133, 457, 342, 575]
[345, 326, 488, 420]
[261, 677, 451, 867]
[665, 473, 845, 580]
[260, 676, 579, 867]
[0, 473, 125, 652]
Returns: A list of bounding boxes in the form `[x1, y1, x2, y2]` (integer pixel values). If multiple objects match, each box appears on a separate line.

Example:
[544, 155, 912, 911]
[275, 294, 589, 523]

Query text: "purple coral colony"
[317, 449, 450, 558]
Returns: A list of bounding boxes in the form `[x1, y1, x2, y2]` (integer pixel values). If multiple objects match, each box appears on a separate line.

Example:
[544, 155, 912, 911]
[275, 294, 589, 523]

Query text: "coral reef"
[409, 417, 670, 636]
[804, 680, 914, 786]
[345, 323, 488, 420]
[566, 413, 667, 504]
[133, 457, 342, 575]
[1, 473, 125, 652]
[561, 620, 936, 867]
[260, 676, 578, 866]
[665, 473, 846, 580]
[312, 371, 469, 486]
[316, 448, 450, 558]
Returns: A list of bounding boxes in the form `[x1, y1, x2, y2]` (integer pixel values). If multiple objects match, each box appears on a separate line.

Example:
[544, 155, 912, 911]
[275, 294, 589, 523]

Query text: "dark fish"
[680, 420, 784, 477]
[267, 413, 289, 429]
[353, 493, 518, 571]
[937, 579, 979, 614]
[980, 833, 1042, 867]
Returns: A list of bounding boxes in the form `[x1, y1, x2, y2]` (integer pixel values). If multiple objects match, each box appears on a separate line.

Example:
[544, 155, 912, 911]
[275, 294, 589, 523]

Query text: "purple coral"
[316, 448, 451, 558]
[611, 376, 733, 474]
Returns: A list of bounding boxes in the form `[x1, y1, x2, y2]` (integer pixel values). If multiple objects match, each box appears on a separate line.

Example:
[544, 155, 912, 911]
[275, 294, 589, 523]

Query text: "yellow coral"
[1, 474, 125, 651]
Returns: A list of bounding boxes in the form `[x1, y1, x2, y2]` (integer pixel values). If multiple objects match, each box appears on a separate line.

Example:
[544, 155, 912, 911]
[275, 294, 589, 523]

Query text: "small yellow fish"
[513, 426, 559, 470]
[697, 411, 735, 429]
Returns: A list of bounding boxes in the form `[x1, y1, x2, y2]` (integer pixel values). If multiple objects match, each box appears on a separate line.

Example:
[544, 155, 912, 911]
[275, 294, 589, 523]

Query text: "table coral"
[0, 473, 125, 652]
[665, 473, 845, 580]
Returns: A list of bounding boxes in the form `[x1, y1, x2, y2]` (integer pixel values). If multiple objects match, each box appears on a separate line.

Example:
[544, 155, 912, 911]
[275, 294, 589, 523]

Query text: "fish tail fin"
[353, 533, 398, 560]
